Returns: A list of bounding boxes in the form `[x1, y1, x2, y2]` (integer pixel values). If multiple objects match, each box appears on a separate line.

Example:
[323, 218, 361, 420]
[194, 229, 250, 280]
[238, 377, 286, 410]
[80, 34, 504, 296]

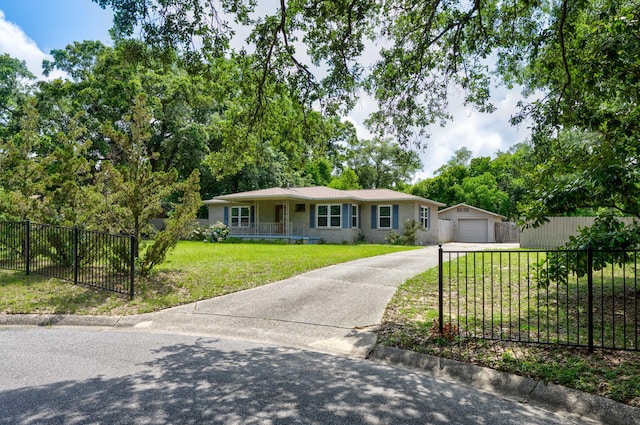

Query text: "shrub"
[187, 222, 230, 243]
[385, 219, 422, 245]
[385, 231, 403, 245]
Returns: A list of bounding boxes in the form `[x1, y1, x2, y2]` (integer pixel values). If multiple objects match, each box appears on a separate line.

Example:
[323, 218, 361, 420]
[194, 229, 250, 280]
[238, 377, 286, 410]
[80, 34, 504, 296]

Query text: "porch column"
[285, 201, 290, 236]
[255, 202, 259, 235]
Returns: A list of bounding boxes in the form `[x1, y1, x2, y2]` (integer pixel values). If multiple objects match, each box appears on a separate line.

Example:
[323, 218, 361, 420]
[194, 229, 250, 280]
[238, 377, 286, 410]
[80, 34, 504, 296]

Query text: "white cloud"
[345, 85, 531, 180]
[0, 10, 64, 80]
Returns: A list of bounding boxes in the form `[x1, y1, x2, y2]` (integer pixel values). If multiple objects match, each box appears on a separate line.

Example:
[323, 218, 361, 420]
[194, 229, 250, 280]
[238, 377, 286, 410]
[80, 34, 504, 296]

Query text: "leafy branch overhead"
[92, 0, 639, 148]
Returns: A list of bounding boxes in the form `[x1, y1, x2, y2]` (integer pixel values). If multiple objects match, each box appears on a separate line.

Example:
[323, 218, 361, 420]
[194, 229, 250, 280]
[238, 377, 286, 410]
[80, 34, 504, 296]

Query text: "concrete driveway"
[134, 243, 518, 357]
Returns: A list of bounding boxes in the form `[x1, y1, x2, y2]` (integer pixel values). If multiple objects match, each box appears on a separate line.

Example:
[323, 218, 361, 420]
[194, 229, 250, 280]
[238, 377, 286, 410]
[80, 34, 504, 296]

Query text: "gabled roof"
[204, 186, 445, 206]
[438, 203, 506, 219]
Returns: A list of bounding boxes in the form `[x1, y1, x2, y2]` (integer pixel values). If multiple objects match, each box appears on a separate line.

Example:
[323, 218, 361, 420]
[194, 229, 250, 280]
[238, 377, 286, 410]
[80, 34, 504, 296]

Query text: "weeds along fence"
[438, 246, 640, 352]
[0, 221, 136, 299]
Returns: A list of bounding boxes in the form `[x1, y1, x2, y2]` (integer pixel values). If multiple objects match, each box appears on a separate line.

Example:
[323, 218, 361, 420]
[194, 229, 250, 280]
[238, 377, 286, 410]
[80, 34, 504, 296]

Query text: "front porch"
[223, 199, 313, 240]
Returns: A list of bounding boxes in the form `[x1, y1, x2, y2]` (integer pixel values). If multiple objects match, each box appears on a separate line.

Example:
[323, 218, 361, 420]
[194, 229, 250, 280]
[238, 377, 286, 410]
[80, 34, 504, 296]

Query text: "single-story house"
[437, 203, 506, 243]
[204, 186, 445, 244]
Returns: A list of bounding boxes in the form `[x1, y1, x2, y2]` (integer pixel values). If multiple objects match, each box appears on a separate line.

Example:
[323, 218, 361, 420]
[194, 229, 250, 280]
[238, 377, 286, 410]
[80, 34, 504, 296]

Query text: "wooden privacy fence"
[520, 217, 636, 248]
[0, 221, 136, 299]
[494, 222, 520, 243]
[438, 246, 640, 352]
[438, 219, 455, 243]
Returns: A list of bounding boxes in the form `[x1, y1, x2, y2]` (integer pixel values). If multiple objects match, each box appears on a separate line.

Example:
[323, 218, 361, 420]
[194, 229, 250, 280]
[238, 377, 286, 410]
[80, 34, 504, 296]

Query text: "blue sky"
[0, 1, 530, 178]
[0, 0, 112, 52]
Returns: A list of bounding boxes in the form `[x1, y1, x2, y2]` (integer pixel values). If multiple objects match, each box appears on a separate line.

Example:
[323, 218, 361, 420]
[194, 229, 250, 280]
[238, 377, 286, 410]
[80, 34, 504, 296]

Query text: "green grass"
[0, 240, 416, 316]
[379, 250, 640, 406]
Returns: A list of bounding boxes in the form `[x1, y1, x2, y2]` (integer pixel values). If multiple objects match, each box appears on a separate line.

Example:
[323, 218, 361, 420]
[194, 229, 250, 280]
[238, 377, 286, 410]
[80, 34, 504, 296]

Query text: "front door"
[275, 205, 285, 235]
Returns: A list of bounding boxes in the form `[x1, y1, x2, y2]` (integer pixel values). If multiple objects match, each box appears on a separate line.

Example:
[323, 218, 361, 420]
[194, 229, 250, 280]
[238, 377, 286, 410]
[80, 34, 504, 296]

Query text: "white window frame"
[351, 205, 359, 228]
[420, 205, 430, 229]
[317, 204, 342, 228]
[231, 206, 251, 228]
[378, 205, 392, 229]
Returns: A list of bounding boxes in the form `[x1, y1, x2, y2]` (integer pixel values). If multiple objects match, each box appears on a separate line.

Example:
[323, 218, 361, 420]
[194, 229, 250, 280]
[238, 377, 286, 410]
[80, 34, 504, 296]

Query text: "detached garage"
[438, 203, 505, 243]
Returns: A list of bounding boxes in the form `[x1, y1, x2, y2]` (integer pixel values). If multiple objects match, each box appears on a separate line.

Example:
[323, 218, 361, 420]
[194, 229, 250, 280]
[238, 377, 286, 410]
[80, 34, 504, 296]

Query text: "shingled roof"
[204, 186, 444, 206]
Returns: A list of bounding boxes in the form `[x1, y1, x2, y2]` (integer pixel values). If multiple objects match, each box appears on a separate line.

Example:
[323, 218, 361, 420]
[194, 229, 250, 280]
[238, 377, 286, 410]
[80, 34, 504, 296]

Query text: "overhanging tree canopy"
[94, 0, 639, 226]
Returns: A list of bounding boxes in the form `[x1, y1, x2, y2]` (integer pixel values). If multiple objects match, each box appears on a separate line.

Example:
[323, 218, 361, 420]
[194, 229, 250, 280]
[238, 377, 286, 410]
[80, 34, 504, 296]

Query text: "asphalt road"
[0, 328, 596, 425]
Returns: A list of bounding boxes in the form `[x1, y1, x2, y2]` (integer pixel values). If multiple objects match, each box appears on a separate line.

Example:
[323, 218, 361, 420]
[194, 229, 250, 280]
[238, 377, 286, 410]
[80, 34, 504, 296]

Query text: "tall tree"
[408, 144, 533, 219]
[97, 93, 202, 275]
[0, 54, 34, 136]
[345, 137, 422, 189]
[92, 0, 640, 235]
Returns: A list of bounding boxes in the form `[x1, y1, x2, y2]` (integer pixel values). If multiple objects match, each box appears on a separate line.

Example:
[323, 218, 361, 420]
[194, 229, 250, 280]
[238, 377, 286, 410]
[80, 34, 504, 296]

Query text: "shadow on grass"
[0, 269, 194, 315]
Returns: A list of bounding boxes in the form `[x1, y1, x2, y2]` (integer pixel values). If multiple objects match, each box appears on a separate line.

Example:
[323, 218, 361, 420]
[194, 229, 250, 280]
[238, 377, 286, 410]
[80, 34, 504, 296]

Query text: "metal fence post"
[73, 225, 79, 284]
[129, 234, 136, 300]
[587, 244, 594, 353]
[24, 220, 30, 276]
[438, 244, 444, 334]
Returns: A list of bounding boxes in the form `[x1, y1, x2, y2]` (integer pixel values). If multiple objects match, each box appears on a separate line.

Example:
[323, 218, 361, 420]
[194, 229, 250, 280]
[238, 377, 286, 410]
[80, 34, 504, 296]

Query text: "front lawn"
[0, 241, 416, 316]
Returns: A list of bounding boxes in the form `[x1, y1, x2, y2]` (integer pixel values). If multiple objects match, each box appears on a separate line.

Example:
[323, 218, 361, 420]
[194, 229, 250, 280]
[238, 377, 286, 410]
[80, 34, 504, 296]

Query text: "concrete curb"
[0, 313, 152, 328]
[369, 345, 640, 425]
[4, 314, 639, 424]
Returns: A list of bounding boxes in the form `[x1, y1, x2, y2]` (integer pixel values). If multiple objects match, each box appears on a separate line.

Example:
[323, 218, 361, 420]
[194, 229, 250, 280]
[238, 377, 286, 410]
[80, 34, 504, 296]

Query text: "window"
[317, 204, 341, 228]
[231, 206, 250, 227]
[351, 205, 359, 228]
[378, 205, 392, 229]
[420, 205, 430, 229]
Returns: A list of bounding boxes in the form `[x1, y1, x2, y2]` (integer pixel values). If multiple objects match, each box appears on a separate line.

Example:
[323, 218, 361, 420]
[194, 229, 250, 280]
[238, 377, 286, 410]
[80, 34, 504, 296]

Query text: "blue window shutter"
[342, 203, 349, 228]
[392, 204, 399, 229]
[310, 204, 316, 228]
[371, 205, 377, 229]
[223, 207, 229, 226]
[250, 206, 255, 226]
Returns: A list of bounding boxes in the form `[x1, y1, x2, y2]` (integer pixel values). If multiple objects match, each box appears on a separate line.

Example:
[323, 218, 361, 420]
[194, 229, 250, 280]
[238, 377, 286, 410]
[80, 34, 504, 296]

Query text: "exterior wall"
[438, 208, 501, 243]
[414, 203, 439, 245]
[208, 205, 226, 225]
[209, 200, 441, 245]
[305, 202, 362, 243]
[360, 201, 439, 245]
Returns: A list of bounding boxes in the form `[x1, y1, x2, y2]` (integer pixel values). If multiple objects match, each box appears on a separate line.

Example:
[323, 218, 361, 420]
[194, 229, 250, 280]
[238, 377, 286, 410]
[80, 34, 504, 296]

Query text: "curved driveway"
[134, 243, 518, 357]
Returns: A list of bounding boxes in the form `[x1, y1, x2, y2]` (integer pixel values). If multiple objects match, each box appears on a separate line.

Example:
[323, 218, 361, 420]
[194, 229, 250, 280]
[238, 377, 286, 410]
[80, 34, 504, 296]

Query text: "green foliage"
[95, 93, 202, 276]
[346, 137, 422, 189]
[98, 93, 178, 246]
[453, 173, 509, 215]
[188, 222, 230, 243]
[409, 143, 533, 219]
[0, 54, 33, 129]
[328, 168, 360, 190]
[385, 219, 422, 246]
[138, 170, 201, 276]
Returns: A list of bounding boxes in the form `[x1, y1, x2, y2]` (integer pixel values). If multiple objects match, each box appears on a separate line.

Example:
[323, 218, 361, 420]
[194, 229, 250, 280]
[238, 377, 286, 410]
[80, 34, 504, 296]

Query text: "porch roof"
[204, 186, 445, 206]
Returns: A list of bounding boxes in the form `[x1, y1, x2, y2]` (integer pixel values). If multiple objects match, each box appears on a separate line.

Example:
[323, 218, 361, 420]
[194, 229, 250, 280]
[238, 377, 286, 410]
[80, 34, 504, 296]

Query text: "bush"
[385, 219, 422, 245]
[385, 231, 403, 245]
[187, 222, 230, 243]
[535, 212, 640, 288]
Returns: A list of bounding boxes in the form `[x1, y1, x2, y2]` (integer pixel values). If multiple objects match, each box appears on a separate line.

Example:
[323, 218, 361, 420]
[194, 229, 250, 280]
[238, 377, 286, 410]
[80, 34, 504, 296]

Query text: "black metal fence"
[438, 246, 639, 352]
[0, 221, 136, 299]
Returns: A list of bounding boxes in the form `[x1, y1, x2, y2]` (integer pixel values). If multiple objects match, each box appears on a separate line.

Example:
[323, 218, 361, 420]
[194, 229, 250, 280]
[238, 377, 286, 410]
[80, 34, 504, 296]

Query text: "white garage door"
[457, 219, 488, 243]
